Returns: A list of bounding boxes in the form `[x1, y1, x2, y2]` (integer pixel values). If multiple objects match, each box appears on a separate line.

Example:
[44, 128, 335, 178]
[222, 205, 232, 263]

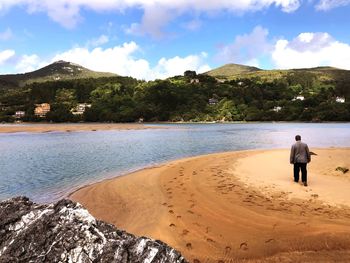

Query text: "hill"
[205, 63, 350, 84]
[0, 61, 116, 89]
[205, 63, 261, 78]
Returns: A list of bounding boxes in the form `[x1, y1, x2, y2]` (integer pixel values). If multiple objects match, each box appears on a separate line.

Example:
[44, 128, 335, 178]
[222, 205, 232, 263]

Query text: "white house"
[335, 97, 345, 103]
[293, 95, 305, 101]
[273, 106, 282, 112]
[71, 103, 92, 115]
[208, 98, 218, 105]
[14, 111, 25, 119]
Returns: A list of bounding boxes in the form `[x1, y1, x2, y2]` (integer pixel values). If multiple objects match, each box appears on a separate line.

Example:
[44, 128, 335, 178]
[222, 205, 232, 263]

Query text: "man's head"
[295, 135, 301, 141]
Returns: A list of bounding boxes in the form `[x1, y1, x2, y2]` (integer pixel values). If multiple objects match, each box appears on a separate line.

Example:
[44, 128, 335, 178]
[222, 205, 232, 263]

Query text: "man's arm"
[306, 144, 311, 163]
[290, 145, 295, 164]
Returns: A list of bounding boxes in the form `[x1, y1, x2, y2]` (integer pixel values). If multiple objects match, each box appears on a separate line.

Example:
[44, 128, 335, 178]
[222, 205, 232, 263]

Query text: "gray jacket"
[290, 141, 311, 164]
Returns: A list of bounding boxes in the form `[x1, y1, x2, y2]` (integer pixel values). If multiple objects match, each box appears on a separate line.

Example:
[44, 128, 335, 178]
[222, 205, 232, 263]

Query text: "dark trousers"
[294, 163, 307, 182]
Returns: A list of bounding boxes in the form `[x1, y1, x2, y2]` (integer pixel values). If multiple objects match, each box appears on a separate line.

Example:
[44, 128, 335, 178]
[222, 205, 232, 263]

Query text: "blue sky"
[1, 0, 350, 80]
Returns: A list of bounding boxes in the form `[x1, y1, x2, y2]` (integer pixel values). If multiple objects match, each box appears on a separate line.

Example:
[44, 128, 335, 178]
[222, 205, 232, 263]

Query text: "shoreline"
[70, 148, 350, 262]
[0, 123, 167, 133]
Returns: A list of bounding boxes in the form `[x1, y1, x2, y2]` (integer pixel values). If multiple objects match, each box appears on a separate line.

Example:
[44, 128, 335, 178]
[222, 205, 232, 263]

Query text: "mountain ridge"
[205, 63, 350, 82]
[0, 60, 116, 89]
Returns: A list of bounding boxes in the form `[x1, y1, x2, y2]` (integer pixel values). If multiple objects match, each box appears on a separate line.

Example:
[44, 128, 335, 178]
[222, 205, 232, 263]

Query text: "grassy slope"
[206, 64, 350, 82]
[0, 61, 116, 89]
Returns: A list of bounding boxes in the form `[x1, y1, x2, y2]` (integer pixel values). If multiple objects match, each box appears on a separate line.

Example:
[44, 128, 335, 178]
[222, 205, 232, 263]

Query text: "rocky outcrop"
[0, 197, 187, 263]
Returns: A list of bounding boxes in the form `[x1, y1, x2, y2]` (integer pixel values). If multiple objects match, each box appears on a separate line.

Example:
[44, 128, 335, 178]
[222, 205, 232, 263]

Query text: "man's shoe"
[303, 182, 308, 187]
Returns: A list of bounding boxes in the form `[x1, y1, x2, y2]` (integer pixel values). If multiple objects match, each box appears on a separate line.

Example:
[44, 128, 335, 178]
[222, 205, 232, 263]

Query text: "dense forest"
[0, 69, 349, 122]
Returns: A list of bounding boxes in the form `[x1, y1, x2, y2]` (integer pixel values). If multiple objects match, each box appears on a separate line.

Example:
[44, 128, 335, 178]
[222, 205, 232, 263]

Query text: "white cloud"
[15, 54, 43, 73]
[151, 52, 210, 79]
[11, 42, 210, 80]
[0, 0, 301, 35]
[316, 0, 350, 10]
[216, 26, 272, 67]
[0, 49, 15, 65]
[272, 32, 350, 70]
[0, 28, 13, 41]
[182, 19, 202, 31]
[87, 34, 109, 47]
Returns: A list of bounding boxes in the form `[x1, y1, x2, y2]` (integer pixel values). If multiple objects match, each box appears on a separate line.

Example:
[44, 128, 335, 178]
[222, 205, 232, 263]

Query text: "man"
[290, 135, 311, 186]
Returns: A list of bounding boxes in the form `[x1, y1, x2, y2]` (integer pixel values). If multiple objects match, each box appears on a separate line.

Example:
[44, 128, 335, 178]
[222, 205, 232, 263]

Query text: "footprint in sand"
[162, 202, 167, 206]
[169, 223, 176, 227]
[182, 229, 189, 236]
[187, 210, 194, 214]
[206, 238, 215, 243]
[192, 171, 197, 175]
[240, 242, 248, 250]
[265, 238, 275, 243]
[168, 205, 173, 208]
[225, 246, 231, 254]
[193, 259, 200, 263]
[169, 210, 174, 214]
[186, 243, 192, 249]
[177, 215, 182, 219]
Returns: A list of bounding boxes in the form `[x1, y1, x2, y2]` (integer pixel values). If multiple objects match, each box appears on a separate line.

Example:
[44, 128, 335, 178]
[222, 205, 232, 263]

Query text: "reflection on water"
[0, 123, 349, 202]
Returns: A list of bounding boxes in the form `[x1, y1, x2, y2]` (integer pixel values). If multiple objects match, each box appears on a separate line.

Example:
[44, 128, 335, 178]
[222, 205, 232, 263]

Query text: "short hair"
[295, 135, 301, 141]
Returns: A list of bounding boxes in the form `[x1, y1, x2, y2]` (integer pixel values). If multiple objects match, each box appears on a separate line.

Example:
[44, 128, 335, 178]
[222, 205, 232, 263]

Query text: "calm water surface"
[1, 123, 349, 202]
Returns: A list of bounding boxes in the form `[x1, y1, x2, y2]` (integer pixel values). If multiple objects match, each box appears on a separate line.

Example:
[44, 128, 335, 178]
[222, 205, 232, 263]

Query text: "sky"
[1, 0, 350, 80]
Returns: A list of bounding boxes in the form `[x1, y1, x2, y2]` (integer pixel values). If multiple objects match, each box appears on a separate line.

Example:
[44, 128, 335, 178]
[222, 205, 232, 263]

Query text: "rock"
[0, 197, 188, 263]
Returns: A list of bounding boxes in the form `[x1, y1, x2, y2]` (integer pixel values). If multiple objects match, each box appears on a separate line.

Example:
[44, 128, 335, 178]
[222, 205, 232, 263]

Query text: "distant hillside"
[206, 63, 261, 78]
[0, 61, 116, 89]
[205, 63, 350, 84]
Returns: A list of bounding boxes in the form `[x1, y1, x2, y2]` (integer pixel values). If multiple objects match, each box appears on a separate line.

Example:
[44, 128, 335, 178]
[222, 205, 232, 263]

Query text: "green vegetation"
[0, 62, 350, 123]
[205, 63, 261, 79]
[0, 60, 115, 90]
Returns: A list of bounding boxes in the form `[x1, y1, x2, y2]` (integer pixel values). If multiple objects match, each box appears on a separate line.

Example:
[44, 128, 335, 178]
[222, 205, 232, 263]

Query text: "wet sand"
[0, 123, 165, 133]
[70, 148, 350, 262]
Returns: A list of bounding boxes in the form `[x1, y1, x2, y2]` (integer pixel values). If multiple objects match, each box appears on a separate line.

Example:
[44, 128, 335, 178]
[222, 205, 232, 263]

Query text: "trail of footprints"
[161, 160, 350, 263]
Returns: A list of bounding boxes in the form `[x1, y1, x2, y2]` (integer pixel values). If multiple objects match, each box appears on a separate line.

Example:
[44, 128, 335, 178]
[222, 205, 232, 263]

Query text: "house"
[34, 103, 51, 117]
[208, 98, 218, 105]
[71, 103, 91, 115]
[273, 106, 282, 112]
[336, 97, 345, 103]
[14, 111, 25, 119]
[293, 95, 305, 101]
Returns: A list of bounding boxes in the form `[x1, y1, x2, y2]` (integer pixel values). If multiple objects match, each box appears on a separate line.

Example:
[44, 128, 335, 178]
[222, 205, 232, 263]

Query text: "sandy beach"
[0, 123, 164, 133]
[70, 148, 350, 262]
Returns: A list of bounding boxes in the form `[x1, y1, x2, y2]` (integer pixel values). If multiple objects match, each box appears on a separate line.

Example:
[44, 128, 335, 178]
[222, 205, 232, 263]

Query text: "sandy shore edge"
[70, 148, 350, 262]
[0, 123, 167, 133]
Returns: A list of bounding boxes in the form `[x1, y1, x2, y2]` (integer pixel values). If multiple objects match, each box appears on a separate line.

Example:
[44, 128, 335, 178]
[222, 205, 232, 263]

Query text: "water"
[0, 123, 349, 202]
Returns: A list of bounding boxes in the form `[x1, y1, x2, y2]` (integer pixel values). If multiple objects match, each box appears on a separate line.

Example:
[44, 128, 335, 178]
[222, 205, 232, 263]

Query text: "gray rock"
[0, 197, 188, 263]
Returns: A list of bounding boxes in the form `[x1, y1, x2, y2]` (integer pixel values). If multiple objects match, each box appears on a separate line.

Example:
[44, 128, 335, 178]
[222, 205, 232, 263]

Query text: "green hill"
[205, 63, 261, 78]
[0, 60, 116, 89]
[206, 63, 350, 84]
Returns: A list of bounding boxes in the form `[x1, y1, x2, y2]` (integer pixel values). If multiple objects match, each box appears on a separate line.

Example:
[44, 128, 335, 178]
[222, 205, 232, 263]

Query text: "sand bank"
[70, 148, 350, 262]
[0, 123, 164, 133]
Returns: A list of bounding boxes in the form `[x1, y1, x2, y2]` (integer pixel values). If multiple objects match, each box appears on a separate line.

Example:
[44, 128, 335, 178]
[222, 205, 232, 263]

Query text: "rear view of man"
[290, 135, 311, 186]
